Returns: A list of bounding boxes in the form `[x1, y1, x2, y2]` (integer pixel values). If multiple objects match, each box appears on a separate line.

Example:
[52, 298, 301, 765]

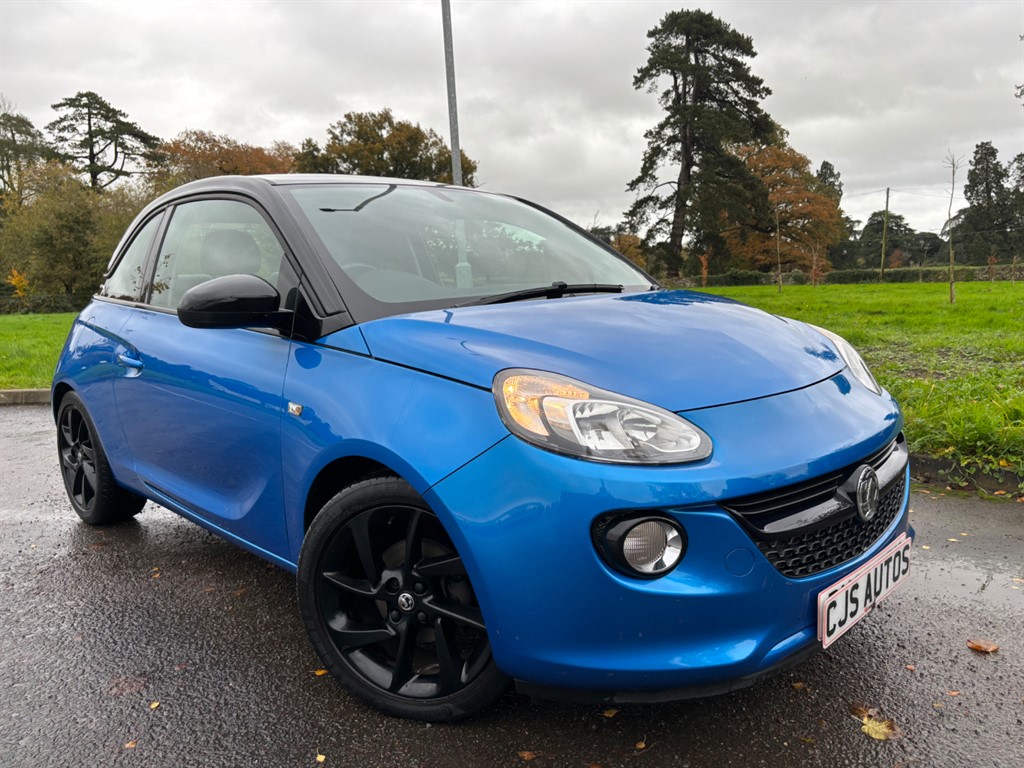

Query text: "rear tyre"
[56, 391, 146, 525]
[297, 474, 508, 721]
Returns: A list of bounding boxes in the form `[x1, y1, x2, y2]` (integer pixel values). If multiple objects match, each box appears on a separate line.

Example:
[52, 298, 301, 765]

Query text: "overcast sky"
[2, 0, 1022, 235]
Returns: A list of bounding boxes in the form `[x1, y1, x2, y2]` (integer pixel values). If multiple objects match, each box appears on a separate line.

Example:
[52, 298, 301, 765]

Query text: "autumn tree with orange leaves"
[722, 140, 844, 282]
[147, 129, 295, 192]
[609, 231, 647, 270]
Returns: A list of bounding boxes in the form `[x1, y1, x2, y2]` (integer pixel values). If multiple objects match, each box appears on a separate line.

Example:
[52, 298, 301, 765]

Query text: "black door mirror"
[177, 274, 292, 331]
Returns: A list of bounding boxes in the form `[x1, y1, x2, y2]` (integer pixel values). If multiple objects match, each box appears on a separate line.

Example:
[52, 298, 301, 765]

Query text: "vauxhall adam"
[53, 175, 912, 721]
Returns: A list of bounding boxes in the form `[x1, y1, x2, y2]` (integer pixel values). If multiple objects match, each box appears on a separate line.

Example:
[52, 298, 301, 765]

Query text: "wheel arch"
[302, 455, 396, 533]
[51, 381, 74, 421]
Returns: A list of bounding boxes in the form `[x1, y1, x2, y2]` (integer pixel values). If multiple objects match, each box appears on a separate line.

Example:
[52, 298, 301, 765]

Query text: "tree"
[1007, 152, 1024, 266]
[944, 150, 964, 304]
[296, 109, 477, 185]
[0, 159, 150, 311]
[814, 160, 843, 203]
[0, 162, 103, 305]
[292, 138, 337, 174]
[958, 141, 1012, 264]
[827, 214, 862, 269]
[721, 140, 844, 277]
[0, 97, 52, 208]
[46, 91, 160, 189]
[858, 210, 915, 263]
[148, 129, 294, 191]
[626, 9, 773, 276]
[911, 231, 946, 266]
[609, 231, 647, 271]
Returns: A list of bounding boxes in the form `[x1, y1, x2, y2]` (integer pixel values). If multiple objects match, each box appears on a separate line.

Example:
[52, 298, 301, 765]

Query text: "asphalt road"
[1, 405, 1022, 768]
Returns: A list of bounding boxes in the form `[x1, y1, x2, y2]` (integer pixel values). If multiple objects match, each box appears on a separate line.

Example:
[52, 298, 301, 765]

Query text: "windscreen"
[281, 184, 653, 305]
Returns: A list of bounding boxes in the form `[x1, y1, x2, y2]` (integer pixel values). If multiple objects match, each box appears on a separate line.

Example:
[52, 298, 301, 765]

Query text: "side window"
[101, 215, 162, 301]
[148, 199, 285, 310]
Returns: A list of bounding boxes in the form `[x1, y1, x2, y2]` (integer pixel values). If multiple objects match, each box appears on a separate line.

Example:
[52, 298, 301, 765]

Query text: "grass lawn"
[0, 312, 76, 389]
[686, 282, 1024, 482]
[1, 283, 1022, 483]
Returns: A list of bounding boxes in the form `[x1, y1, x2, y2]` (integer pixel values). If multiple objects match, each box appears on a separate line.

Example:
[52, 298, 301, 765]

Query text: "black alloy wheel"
[56, 392, 145, 525]
[298, 475, 507, 721]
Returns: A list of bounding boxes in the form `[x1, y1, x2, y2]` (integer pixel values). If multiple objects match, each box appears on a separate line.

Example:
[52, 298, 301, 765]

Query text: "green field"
[0, 313, 76, 389]
[1, 283, 1022, 483]
[686, 282, 1024, 483]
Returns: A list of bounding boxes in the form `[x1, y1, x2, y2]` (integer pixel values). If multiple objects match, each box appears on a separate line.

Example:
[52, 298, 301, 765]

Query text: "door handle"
[117, 352, 144, 370]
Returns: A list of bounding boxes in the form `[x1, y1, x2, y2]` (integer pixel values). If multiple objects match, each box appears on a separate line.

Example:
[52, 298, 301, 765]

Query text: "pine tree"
[626, 10, 772, 276]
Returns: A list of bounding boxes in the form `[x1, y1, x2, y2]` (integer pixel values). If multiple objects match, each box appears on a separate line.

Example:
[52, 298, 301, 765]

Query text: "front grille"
[720, 435, 908, 579]
[753, 474, 905, 578]
[723, 438, 896, 528]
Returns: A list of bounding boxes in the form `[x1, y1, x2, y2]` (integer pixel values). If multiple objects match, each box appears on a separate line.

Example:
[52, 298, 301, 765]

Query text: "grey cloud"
[1, 0, 1019, 235]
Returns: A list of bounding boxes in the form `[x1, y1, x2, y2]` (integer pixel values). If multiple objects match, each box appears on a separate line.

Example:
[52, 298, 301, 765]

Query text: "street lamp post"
[441, 0, 462, 187]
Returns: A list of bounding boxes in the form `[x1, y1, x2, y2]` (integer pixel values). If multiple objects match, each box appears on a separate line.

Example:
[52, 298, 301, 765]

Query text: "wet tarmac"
[1, 405, 1022, 767]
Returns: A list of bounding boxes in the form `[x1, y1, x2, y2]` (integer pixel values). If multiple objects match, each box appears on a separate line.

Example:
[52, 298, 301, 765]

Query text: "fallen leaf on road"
[947, 538, 959, 542]
[994, 491, 1007, 496]
[966, 638, 999, 653]
[517, 751, 540, 761]
[904, 665, 916, 672]
[958, 532, 969, 536]
[635, 738, 648, 751]
[1012, 578, 1024, 584]
[850, 703, 903, 739]
[124, 740, 137, 749]
[921, 545, 930, 550]
[316, 751, 326, 764]
[602, 708, 619, 718]
[856, 713, 901, 741]
[149, 701, 160, 710]
[314, 669, 329, 676]
[932, 702, 944, 709]
[791, 681, 807, 691]
[946, 691, 960, 696]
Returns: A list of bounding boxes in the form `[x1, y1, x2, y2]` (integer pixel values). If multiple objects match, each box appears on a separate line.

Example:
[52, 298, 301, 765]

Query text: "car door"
[111, 197, 295, 560]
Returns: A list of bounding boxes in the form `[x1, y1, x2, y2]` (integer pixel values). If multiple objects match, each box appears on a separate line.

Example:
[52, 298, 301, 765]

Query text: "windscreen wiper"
[454, 281, 624, 307]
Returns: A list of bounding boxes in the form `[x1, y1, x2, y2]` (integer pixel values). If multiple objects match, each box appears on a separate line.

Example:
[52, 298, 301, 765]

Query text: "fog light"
[623, 520, 681, 573]
[594, 515, 686, 578]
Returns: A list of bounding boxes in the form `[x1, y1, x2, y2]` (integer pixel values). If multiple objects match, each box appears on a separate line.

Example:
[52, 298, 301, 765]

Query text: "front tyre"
[297, 475, 508, 721]
[56, 391, 146, 525]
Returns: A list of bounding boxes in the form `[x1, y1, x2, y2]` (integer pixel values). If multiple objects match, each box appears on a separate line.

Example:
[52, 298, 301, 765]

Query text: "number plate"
[817, 533, 912, 649]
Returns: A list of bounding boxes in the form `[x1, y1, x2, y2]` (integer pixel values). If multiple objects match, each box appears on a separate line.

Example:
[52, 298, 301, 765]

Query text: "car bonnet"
[344, 290, 846, 413]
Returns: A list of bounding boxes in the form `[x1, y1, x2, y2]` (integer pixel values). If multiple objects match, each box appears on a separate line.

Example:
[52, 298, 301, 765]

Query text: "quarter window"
[148, 199, 285, 309]
[101, 215, 162, 301]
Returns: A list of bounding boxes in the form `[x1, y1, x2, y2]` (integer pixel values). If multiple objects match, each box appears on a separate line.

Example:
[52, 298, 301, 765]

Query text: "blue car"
[53, 175, 912, 721]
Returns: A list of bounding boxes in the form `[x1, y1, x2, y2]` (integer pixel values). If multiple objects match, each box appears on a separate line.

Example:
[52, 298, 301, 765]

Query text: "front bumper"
[424, 373, 911, 695]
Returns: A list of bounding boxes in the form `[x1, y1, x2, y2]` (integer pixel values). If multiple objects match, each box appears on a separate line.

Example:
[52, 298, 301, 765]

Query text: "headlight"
[493, 369, 712, 464]
[810, 325, 882, 395]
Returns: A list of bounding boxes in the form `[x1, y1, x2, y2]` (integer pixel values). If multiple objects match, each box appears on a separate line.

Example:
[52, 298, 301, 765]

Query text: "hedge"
[681, 264, 1022, 288]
